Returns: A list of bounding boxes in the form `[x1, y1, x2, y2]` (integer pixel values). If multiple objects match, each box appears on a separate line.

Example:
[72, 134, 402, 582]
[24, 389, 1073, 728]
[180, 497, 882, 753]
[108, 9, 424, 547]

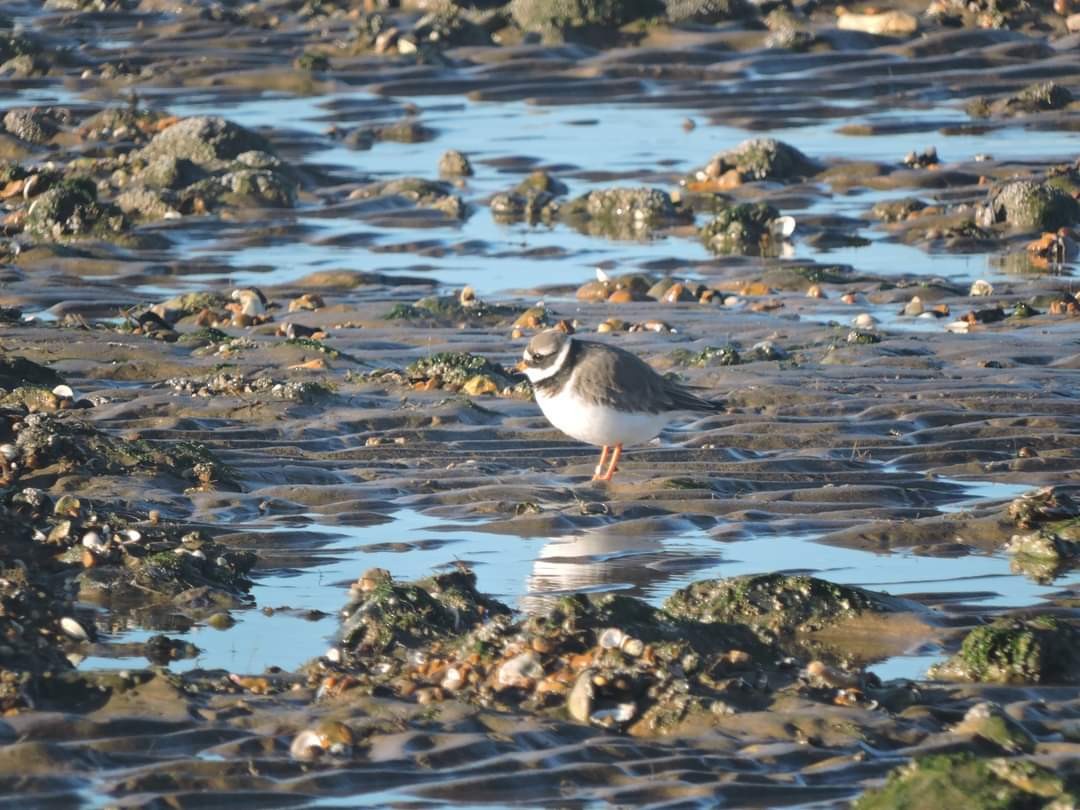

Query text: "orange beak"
[513, 360, 527, 373]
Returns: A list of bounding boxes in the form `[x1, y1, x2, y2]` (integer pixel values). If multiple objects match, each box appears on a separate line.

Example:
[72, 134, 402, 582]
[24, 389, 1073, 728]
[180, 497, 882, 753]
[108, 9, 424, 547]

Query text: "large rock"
[978, 180, 1080, 232]
[138, 116, 275, 167]
[561, 187, 691, 238]
[510, 0, 662, 31]
[664, 0, 752, 22]
[24, 178, 124, 241]
[693, 138, 820, 185]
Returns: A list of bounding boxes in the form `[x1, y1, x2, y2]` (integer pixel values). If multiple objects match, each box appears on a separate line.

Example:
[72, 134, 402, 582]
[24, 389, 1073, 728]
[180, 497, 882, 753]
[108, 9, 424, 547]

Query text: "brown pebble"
[806, 284, 826, 299]
[840, 292, 858, 305]
[148, 510, 160, 525]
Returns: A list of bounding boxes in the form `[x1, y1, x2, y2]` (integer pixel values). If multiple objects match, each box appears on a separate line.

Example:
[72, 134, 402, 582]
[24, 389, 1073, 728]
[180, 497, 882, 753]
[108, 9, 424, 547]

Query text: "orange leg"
[592, 445, 610, 480]
[597, 444, 622, 482]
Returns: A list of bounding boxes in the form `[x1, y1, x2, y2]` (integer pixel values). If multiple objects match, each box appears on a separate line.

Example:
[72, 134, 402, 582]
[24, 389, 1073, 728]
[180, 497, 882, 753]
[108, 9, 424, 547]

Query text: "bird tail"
[669, 387, 724, 413]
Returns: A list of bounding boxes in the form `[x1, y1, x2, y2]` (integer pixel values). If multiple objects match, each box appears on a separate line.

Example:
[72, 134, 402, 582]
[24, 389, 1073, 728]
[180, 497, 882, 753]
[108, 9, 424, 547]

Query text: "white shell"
[599, 628, 627, 649]
[231, 288, 266, 316]
[590, 702, 637, 725]
[81, 531, 109, 553]
[290, 729, 325, 761]
[60, 617, 89, 641]
[0, 443, 16, 461]
[852, 313, 879, 328]
[52, 385, 75, 399]
[595, 267, 611, 283]
[945, 320, 971, 334]
[772, 215, 797, 237]
[441, 667, 465, 691]
[969, 279, 993, 297]
[324, 647, 342, 664]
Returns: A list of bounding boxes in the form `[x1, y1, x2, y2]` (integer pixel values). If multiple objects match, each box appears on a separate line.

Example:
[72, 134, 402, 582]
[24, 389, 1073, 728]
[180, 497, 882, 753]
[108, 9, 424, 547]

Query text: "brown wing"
[573, 340, 722, 414]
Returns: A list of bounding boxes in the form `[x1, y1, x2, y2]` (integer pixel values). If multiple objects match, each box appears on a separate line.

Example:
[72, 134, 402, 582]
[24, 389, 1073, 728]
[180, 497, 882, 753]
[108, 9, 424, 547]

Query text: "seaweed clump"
[929, 615, 1080, 683]
[854, 754, 1074, 810]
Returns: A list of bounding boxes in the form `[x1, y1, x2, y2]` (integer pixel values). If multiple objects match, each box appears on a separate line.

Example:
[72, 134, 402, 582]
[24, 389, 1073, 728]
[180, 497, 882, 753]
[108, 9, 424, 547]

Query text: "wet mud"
[2, 0, 1080, 806]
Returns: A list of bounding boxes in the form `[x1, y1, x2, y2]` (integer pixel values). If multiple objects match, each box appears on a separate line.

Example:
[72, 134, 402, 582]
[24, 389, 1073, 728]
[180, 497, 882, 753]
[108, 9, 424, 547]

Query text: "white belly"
[535, 386, 669, 447]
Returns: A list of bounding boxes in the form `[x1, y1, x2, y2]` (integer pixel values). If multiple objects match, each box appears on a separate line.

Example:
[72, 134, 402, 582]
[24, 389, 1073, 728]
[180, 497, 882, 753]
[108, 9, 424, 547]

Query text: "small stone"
[438, 149, 473, 177]
[207, 612, 235, 630]
[567, 670, 594, 723]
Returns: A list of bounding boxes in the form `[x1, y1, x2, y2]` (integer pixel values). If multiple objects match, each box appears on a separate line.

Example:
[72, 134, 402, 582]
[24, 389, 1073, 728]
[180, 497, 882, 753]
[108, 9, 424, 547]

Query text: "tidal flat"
[1, 0, 1080, 806]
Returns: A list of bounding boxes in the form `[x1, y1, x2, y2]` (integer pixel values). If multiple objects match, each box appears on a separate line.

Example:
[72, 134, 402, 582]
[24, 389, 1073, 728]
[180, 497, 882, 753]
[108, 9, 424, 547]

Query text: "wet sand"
[1, 0, 1080, 806]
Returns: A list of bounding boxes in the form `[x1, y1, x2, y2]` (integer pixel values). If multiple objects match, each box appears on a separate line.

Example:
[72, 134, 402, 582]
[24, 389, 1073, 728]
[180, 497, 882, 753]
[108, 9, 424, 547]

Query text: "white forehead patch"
[523, 337, 572, 384]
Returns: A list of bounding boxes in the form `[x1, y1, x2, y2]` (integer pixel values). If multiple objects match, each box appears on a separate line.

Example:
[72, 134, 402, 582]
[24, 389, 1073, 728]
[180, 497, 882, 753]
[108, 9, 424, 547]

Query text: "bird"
[515, 329, 723, 482]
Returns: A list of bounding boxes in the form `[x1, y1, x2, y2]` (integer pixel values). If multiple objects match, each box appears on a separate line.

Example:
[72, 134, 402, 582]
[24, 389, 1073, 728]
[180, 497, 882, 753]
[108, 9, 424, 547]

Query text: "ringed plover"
[516, 329, 722, 482]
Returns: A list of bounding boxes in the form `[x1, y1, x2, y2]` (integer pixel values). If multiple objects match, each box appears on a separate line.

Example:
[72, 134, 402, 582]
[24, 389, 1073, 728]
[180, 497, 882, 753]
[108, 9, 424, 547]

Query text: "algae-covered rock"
[405, 351, 517, 391]
[664, 0, 751, 22]
[968, 81, 1073, 118]
[699, 202, 782, 255]
[0, 356, 63, 392]
[694, 138, 819, 185]
[854, 754, 1073, 810]
[24, 178, 125, 241]
[3, 108, 57, 145]
[139, 116, 274, 167]
[4, 412, 235, 488]
[663, 574, 903, 641]
[339, 568, 511, 656]
[561, 187, 690, 239]
[152, 290, 230, 322]
[385, 294, 524, 327]
[121, 538, 255, 599]
[979, 180, 1080, 232]
[1006, 530, 1080, 583]
[952, 702, 1036, 754]
[929, 615, 1080, 683]
[510, 0, 662, 31]
[670, 344, 741, 367]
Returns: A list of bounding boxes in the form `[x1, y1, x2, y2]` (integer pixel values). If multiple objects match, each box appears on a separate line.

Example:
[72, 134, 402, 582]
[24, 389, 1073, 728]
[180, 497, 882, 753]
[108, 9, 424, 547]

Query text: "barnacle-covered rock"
[699, 203, 785, 255]
[689, 138, 819, 189]
[561, 187, 691, 240]
[24, 178, 125, 241]
[138, 116, 274, 167]
[978, 180, 1080, 232]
